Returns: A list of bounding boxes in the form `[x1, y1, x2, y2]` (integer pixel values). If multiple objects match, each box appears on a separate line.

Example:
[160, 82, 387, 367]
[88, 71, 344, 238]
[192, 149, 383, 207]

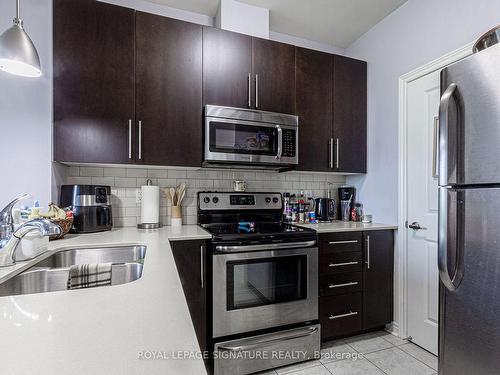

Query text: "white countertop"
[0, 226, 211, 375]
[295, 221, 398, 233]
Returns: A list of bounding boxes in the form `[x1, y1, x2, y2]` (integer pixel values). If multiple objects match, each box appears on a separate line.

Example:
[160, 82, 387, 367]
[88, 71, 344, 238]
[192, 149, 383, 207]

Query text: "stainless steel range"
[198, 192, 320, 375]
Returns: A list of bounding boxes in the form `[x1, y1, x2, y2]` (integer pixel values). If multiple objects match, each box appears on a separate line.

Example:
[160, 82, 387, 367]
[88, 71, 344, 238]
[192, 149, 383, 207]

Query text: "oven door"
[212, 246, 318, 338]
[205, 117, 297, 165]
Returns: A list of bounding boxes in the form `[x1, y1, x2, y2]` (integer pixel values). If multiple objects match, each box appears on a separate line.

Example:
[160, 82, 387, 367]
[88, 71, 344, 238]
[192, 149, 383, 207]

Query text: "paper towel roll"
[140, 185, 160, 224]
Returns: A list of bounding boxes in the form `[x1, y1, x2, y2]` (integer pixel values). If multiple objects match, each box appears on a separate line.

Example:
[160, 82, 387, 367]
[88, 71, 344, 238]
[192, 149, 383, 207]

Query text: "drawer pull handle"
[329, 240, 358, 245]
[329, 311, 358, 320]
[329, 261, 359, 267]
[329, 281, 358, 289]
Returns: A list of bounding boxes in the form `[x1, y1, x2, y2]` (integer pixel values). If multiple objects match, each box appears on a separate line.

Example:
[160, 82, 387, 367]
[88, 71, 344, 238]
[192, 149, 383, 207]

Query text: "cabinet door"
[333, 55, 367, 173]
[53, 0, 135, 163]
[203, 27, 252, 108]
[252, 38, 296, 114]
[171, 240, 209, 354]
[296, 48, 333, 171]
[136, 13, 202, 166]
[363, 230, 394, 330]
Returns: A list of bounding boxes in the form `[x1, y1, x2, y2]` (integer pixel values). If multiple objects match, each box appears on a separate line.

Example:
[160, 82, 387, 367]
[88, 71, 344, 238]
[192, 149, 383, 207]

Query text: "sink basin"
[34, 245, 146, 268]
[0, 245, 147, 297]
[0, 263, 143, 297]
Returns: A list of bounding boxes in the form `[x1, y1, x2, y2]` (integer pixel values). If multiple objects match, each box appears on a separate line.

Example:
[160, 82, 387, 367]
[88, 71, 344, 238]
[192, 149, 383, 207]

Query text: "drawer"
[320, 251, 362, 275]
[320, 272, 362, 296]
[319, 232, 362, 253]
[320, 293, 362, 339]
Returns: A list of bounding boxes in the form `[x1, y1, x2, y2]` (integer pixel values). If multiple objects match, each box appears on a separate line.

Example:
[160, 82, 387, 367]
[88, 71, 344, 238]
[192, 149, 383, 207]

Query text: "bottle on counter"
[283, 193, 292, 223]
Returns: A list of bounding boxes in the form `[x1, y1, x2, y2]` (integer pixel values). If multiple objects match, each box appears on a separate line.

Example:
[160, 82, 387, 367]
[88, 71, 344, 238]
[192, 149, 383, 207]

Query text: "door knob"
[407, 221, 427, 231]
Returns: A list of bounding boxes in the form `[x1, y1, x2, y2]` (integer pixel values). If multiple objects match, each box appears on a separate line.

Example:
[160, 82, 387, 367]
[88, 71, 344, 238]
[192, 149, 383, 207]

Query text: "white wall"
[0, 0, 52, 208]
[346, 0, 500, 225]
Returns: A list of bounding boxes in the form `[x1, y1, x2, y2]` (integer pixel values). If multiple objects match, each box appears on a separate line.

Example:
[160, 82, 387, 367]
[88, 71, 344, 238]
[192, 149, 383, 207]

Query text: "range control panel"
[199, 192, 282, 211]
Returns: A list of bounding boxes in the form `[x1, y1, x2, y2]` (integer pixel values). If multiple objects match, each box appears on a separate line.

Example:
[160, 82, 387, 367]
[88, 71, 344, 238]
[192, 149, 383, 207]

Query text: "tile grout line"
[394, 345, 438, 372]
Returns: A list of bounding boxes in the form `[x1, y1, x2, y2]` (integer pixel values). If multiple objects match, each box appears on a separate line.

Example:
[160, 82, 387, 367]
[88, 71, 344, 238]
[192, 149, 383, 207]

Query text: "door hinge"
[405, 220, 408, 228]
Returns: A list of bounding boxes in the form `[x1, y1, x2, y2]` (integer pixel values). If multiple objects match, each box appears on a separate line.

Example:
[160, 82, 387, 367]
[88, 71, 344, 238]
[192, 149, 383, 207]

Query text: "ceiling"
[143, 0, 407, 48]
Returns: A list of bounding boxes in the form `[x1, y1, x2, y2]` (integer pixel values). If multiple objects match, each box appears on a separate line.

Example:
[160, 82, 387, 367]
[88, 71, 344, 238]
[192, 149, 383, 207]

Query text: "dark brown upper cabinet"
[252, 38, 296, 114]
[202, 26, 253, 109]
[53, 0, 135, 164]
[333, 55, 367, 173]
[296, 47, 333, 171]
[203, 27, 296, 114]
[135, 12, 202, 167]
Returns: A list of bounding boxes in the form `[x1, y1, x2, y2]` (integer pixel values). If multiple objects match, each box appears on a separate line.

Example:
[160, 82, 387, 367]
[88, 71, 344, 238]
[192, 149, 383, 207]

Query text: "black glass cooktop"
[202, 221, 316, 245]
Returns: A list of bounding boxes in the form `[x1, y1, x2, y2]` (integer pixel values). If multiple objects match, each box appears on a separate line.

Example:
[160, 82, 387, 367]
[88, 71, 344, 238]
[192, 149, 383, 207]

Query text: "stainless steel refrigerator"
[438, 43, 500, 374]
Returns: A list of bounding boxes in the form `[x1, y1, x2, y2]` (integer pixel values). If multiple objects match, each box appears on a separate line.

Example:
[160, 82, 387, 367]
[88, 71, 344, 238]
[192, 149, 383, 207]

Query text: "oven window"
[226, 255, 307, 310]
[209, 121, 277, 155]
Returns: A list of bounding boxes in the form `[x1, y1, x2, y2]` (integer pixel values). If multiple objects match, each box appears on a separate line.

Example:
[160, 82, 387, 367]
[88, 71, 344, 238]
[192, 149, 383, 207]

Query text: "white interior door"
[406, 70, 440, 355]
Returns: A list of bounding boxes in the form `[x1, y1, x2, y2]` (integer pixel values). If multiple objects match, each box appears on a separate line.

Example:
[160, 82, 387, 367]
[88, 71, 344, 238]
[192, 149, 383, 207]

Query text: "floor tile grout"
[394, 344, 438, 372]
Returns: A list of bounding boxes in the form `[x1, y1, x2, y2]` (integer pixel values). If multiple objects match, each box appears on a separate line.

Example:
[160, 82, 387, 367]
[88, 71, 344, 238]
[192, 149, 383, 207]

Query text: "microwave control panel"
[282, 129, 296, 157]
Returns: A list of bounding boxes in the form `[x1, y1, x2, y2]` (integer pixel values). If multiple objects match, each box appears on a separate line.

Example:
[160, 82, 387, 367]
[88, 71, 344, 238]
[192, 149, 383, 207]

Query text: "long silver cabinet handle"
[200, 244, 204, 288]
[366, 235, 371, 269]
[329, 261, 358, 267]
[329, 281, 358, 289]
[248, 73, 252, 108]
[138, 121, 142, 160]
[255, 74, 259, 108]
[335, 138, 340, 169]
[128, 120, 132, 159]
[329, 311, 358, 320]
[217, 326, 319, 352]
[438, 83, 457, 187]
[329, 240, 358, 245]
[329, 138, 334, 168]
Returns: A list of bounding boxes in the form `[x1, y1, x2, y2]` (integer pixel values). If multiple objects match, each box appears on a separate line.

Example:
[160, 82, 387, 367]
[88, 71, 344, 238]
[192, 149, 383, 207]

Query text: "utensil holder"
[171, 206, 182, 227]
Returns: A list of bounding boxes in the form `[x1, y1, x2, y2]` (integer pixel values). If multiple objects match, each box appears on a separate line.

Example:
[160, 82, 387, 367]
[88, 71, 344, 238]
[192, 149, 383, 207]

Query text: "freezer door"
[439, 43, 500, 186]
[439, 187, 500, 375]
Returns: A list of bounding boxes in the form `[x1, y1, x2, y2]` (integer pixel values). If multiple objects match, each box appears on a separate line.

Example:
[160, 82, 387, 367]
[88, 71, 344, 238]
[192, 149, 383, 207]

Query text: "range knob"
[212, 197, 219, 204]
[203, 197, 210, 204]
[272, 197, 279, 203]
[265, 197, 272, 203]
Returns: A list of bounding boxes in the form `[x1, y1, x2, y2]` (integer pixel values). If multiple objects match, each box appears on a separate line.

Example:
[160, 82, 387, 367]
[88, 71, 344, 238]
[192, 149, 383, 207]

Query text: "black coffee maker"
[338, 186, 356, 221]
[60, 185, 113, 233]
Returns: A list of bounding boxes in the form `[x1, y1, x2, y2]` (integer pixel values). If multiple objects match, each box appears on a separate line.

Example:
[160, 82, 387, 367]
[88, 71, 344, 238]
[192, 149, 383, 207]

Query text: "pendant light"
[0, 0, 41, 78]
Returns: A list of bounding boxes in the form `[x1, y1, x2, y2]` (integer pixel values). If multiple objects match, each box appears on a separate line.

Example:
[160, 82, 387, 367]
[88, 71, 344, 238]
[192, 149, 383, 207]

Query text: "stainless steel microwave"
[204, 105, 299, 170]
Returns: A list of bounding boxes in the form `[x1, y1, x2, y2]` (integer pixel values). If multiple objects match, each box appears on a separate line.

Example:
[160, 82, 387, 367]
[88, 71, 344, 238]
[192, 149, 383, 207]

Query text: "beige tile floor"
[255, 331, 438, 375]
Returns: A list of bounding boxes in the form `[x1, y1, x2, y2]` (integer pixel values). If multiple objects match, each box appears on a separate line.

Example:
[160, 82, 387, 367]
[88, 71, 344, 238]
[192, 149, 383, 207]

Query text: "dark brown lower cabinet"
[362, 230, 394, 330]
[170, 240, 209, 356]
[319, 230, 394, 341]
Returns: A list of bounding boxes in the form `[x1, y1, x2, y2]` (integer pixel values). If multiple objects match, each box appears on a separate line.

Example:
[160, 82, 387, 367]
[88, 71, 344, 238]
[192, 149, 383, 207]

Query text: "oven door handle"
[217, 326, 319, 352]
[214, 240, 316, 253]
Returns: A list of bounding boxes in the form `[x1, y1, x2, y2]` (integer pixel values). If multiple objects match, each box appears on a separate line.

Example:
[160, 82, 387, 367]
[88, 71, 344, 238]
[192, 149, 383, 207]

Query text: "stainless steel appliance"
[338, 186, 355, 221]
[198, 192, 319, 375]
[314, 197, 336, 222]
[437, 43, 500, 374]
[60, 185, 113, 233]
[204, 105, 299, 170]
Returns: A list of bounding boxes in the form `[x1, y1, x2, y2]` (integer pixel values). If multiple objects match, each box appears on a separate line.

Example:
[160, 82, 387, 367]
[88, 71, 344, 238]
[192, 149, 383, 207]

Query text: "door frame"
[396, 42, 473, 339]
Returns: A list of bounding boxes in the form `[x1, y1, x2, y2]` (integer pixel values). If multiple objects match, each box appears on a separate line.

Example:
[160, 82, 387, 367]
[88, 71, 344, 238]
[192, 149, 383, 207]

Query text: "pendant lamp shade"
[0, 0, 41, 78]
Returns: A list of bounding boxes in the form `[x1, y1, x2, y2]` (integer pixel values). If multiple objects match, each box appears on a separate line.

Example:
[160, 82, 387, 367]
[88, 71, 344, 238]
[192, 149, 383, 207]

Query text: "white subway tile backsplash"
[62, 166, 347, 227]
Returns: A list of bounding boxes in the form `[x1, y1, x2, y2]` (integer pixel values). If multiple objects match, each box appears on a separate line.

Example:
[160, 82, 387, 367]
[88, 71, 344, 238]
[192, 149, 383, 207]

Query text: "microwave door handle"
[275, 125, 283, 159]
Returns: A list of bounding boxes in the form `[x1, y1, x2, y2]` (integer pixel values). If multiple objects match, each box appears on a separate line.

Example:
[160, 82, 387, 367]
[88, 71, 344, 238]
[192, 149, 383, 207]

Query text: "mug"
[233, 180, 247, 192]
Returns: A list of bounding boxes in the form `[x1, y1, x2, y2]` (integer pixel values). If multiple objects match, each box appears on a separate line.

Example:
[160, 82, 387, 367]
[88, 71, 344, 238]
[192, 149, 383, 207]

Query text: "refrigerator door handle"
[438, 188, 465, 291]
[438, 83, 457, 187]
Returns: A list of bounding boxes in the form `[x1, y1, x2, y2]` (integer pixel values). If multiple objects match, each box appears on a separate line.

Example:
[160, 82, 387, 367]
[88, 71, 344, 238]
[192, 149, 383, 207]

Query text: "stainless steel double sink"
[0, 245, 146, 297]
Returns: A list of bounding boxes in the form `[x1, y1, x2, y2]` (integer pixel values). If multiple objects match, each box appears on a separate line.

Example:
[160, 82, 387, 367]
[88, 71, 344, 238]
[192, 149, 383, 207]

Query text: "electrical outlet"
[135, 189, 142, 204]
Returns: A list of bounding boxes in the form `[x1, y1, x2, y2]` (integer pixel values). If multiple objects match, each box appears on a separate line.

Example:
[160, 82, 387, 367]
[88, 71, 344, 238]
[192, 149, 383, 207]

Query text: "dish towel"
[67, 263, 113, 290]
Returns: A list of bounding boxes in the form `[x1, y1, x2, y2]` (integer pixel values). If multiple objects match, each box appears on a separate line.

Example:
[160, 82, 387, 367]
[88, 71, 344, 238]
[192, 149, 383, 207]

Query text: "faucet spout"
[0, 219, 61, 267]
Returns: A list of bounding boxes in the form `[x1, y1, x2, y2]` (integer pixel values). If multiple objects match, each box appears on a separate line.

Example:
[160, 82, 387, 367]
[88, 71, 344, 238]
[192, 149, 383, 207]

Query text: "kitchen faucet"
[0, 194, 61, 267]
